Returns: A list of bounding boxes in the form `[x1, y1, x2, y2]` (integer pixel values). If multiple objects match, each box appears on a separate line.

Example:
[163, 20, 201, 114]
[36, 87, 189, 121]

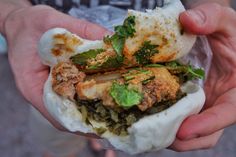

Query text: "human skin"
[182, 0, 230, 8]
[0, 0, 234, 151]
[170, 3, 236, 151]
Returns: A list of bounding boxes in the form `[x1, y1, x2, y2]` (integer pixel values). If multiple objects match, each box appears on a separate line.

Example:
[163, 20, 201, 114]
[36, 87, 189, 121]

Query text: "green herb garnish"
[98, 57, 122, 69]
[122, 68, 155, 84]
[110, 82, 142, 108]
[135, 41, 159, 65]
[142, 76, 155, 84]
[166, 61, 205, 79]
[104, 16, 136, 62]
[70, 49, 104, 65]
[123, 69, 151, 81]
[146, 61, 205, 80]
[145, 64, 164, 68]
[187, 65, 205, 80]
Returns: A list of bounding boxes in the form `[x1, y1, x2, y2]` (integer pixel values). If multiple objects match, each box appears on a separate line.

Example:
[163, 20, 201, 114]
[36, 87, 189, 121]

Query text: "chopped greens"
[135, 41, 159, 65]
[94, 127, 107, 135]
[123, 69, 151, 81]
[114, 16, 136, 38]
[187, 65, 205, 80]
[110, 35, 125, 62]
[122, 68, 155, 84]
[146, 61, 205, 80]
[110, 82, 142, 108]
[99, 57, 122, 69]
[142, 76, 155, 84]
[104, 16, 136, 61]
[70, 49, 104, 65]
[165, 61, 205, 80]
[76, 90, 186, 136]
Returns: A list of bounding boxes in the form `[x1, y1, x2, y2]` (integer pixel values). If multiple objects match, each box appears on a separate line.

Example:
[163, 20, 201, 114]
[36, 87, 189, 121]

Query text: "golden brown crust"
[52, 62, 85, 100]
[138, 68, 180, 111]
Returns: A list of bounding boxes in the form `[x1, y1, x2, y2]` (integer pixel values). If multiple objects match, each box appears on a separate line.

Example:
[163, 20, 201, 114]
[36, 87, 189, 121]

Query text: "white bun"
[38, 0, 196, 66]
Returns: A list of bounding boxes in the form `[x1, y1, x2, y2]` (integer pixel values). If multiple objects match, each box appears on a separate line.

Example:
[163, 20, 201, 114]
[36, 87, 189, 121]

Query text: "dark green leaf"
[100, 57, 122, 69]
[187, 66, 205, 80]
[142, 76, 155, 84]
[110, 35, 125, 61]
[70, 49, 104, 65]
[104, 16, 136, 62]
[123, 69, 153, 82]
[115, 16, 136, 38]
[145, 61, 205, 80]
[145, 64, 164, 68]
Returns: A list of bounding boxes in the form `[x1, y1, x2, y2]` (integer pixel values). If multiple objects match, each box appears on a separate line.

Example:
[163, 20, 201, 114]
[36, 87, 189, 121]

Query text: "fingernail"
[186, 10, 206, 25]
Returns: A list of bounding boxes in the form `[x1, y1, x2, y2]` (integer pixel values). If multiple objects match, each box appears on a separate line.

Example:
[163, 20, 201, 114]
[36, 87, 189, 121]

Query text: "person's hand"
[170, 3, 236, 151]
[3, 5, 109, 135]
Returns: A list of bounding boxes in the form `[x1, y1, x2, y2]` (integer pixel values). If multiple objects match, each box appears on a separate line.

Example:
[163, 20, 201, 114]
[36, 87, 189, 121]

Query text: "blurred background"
[0, 0, 236, 157]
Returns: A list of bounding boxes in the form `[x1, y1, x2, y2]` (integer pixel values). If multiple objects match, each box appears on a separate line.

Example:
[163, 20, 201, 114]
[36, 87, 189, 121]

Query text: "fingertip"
[177, 115, 199, 140]
[180, 3, 224, 35]
[179, 10, 206, 35]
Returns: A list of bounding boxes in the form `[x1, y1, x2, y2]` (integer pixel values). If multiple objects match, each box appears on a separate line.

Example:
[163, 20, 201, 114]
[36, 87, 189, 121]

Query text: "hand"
[4, 5, 109, 135]
[170, 3, 236, 151]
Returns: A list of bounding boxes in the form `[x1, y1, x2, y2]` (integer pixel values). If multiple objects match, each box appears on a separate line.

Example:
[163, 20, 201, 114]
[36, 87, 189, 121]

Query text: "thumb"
[61, 16, 112, 40]
[180, 3, 236, 36]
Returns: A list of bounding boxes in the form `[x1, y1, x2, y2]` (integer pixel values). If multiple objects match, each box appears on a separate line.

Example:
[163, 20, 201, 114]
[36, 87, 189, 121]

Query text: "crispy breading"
[138, 68, 180, 111]
[76, 80, 116, 107]
[52, 62, 85, 100]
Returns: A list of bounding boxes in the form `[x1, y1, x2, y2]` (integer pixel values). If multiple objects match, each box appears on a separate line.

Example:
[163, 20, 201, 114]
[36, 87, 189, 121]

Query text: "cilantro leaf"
[104, 16, 136, 62]
[187, 66, 205, 80]
[110, 82, 142, 108]
[145, 61, 205, 80]
[110, 35, 125, 61]
[135, 41, 159, 65]
[166, 61, 205, 80]
[122, 68, 155, 85]
[114, 16, 136, 38]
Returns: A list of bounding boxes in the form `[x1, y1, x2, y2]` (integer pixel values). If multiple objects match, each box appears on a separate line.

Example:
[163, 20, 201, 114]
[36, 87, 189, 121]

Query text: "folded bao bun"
[38, 0, 205, 154]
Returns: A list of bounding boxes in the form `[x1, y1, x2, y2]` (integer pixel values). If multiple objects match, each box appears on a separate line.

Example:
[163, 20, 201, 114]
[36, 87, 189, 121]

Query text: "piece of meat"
[52, 62, 85, 101]
[138, 68, 180, 111]
[76, 67, 180, 111]
[76, 80, 116, 107]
